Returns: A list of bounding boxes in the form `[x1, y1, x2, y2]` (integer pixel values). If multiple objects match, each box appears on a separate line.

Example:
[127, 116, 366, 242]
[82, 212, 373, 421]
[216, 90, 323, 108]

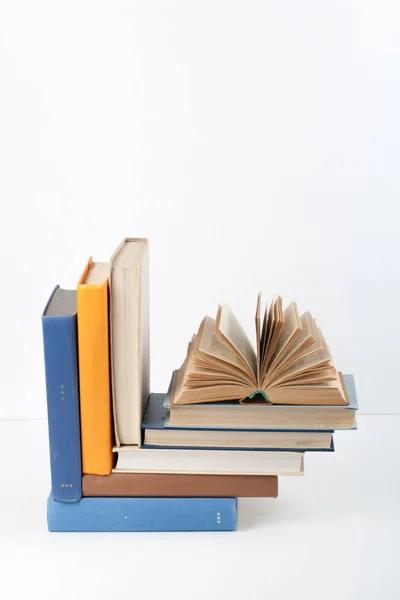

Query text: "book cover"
[164, 374, 358, 412]
[142, 439, 334, 452]
[42, 287, 82, 502]
[77, 258, 113, 475]
[82, 472, 279, 498]
[47, 495, 238, 532]
[142, 393, 334, 451]
[164, 374, 358, 430]
[113, 446, 304, 475]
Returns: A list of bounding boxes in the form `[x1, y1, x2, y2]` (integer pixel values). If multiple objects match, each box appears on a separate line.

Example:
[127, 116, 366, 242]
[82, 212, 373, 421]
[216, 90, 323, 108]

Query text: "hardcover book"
[77, 258, 113, 475]
[113, 446, 304, 475]
[83, 473, 279, 498]
[110, 238, 150, 447]
[166, 374, 358, 430]
[142, 393, 334, 451]
[47, 495, 238, 532]
[170, 294, 348, 406]
[42, 287, 82, 502]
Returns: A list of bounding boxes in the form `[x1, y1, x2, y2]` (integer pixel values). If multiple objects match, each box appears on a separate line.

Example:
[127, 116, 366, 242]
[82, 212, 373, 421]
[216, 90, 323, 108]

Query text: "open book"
[171, 294, 349, 406]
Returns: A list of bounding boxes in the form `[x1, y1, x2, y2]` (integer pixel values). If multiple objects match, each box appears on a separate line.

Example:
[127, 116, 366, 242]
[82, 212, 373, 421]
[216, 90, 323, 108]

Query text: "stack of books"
[43, 238, 358, 532]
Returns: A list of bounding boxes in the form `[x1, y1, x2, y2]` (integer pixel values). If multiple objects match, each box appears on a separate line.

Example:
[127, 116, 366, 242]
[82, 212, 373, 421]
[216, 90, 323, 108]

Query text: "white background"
[1, 0, 400, 419]
[0, 5, 399, 600]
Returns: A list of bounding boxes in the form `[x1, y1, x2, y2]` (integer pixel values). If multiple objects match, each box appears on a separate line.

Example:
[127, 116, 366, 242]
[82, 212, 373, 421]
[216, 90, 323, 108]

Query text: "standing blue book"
[42, 286, 82, 502]
[47, 496, 238, 532]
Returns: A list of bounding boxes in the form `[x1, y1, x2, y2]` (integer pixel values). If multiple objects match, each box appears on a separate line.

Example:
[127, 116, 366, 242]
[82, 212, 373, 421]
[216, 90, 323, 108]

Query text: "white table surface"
[0, 415, 398, 600]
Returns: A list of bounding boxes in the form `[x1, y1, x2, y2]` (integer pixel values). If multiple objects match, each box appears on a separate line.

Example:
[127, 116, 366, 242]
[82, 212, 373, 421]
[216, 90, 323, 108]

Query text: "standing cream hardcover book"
[110, 238, 150, 446]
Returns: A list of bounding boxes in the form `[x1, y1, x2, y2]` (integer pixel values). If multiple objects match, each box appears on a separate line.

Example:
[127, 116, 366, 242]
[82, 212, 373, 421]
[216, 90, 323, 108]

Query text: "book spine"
[77, 281, 113, 475]
[47, 496, 237, 532]
[82, 473, 279, 498]
[42, 312, 82, 502]
[141, 444, 334, 452]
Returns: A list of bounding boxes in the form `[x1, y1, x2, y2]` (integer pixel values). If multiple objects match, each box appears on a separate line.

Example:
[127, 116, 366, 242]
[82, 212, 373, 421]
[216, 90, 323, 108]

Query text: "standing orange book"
[77, 258, 113, 475]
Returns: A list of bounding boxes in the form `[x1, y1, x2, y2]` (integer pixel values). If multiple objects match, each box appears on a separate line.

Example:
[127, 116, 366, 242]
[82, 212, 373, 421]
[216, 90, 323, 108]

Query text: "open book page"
[182, 332, 200, 379]
[174, 383, 255, 404]
[265, 376, 348, 405]
[264, 328, 333, 388]
[338, 371, 350, 404]
[277, 317, 323, 374]
[187, 321, 253, 387]
[273, 366, 337, 387]
[265, 313, 318, 379]
[171, 361, 189, 405]
[195, 316, 256, 385]
[186, 365, 252, 386]
[193, 356, 255, 385]
[263, 302, 302, 378]
[260, 296, 284, 377]
[255, 293, 261, 385]
[216, 302, 257, 378]
[260, 298, 274, 364]
[186, 334, 197, 360]
[260, 301, 269, 363]
[171, 368, 254, 405]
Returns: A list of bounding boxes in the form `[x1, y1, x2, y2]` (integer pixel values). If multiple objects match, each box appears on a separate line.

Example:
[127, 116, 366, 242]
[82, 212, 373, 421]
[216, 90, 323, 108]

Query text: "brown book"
[83, 473, 278, 498]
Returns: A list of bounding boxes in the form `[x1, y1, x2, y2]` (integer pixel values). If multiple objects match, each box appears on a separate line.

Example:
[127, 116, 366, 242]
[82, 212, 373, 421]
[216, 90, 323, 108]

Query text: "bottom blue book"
[47, 495, 238, 532]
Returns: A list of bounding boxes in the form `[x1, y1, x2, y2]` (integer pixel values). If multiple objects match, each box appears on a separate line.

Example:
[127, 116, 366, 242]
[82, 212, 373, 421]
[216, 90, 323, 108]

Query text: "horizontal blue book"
[42, 287, 82, 502]
[163, 374, 358, 431]
[47, 496, 238, 532]
[142, 393, 335, 452]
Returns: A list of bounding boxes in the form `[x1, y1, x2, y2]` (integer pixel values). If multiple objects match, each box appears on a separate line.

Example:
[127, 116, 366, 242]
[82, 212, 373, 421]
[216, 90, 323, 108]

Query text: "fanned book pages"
[171, 294, 349, 407]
